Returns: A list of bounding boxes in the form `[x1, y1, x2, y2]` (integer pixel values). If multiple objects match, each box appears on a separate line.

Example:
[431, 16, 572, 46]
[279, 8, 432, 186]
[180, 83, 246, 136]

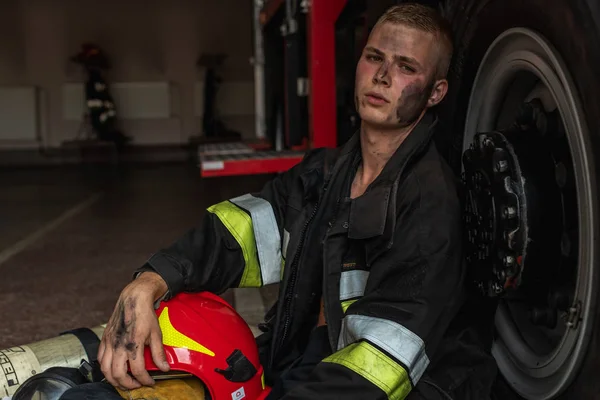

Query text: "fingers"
[128, 339, 155, 387]
[99, 300, 142, 390]
[97, 340, 106, 363]
[100, 336, 153, 390]
[111, 350, 142, 390]
[149, 329, 170, 372]
[99, 344, 118, 388]
[99, 281, 167, 390]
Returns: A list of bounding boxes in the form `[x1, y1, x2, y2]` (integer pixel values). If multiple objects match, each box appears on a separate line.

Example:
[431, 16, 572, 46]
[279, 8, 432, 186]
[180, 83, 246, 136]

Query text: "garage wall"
[0, 0, 256, 148]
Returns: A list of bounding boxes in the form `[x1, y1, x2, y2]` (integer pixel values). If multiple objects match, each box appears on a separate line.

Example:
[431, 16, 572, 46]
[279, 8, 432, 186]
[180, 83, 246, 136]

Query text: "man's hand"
[98, 271, 170, 390]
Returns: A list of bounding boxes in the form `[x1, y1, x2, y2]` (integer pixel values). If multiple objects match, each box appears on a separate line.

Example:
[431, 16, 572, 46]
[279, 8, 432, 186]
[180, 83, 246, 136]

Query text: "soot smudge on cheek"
[395, 79, 433, 126]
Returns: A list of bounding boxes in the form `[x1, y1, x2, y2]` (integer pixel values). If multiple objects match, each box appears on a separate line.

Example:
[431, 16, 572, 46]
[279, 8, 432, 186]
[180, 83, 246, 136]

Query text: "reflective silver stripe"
[230, 194, 281, 285]
[339, 270, 369, 301]
[338, 314, 429, 385]
[282, 229, 290, 259]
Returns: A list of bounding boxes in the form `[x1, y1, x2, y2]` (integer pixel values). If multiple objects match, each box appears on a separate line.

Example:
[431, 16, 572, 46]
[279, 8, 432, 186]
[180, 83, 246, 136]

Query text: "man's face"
[354, 22, 446, 130]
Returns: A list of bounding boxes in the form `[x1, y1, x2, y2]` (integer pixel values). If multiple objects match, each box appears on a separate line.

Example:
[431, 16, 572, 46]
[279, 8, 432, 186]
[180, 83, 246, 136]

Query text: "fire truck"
[196, 0, 600, 399]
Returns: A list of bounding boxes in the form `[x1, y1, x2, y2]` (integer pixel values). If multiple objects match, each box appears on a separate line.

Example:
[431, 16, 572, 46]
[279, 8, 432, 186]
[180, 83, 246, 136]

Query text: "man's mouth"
[364, 91, 389, 105]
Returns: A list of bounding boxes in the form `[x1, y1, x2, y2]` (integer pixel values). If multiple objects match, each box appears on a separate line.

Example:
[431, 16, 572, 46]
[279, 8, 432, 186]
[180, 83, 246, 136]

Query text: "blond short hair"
[373, 3, 454, 80]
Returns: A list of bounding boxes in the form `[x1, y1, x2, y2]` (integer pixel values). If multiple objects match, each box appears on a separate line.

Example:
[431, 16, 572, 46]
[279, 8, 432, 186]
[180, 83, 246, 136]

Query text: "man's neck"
[355, 117, 422, 188]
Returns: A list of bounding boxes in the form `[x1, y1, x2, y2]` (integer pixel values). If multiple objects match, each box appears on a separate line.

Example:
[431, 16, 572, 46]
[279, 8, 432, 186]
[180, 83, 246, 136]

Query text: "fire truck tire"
[438, 0, 600, 399]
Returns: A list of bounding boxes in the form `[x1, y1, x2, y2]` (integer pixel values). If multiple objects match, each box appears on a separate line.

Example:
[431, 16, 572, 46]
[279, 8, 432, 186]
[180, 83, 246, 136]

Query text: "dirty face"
[354, 22, 447, 130]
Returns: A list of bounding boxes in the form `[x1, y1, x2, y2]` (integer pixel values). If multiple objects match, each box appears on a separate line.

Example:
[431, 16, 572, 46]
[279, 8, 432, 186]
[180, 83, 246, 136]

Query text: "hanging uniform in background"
[71, 43, 131, 149]
[85, 69, 118, 141]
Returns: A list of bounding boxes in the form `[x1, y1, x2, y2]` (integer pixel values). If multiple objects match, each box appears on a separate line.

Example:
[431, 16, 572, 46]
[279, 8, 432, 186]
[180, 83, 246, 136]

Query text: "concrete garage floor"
[0, 164, 279, 349]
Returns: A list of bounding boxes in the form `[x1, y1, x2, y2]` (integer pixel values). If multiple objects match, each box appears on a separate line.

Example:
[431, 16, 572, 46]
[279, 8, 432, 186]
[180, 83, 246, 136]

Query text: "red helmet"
[143, 292, 270, 400]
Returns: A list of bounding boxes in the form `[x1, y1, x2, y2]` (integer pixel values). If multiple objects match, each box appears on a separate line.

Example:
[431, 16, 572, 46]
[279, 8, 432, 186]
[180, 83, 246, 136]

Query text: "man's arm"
[100, 149, 328, 390]
[279, 173, 465, 400]
[135, 148, 327, 299]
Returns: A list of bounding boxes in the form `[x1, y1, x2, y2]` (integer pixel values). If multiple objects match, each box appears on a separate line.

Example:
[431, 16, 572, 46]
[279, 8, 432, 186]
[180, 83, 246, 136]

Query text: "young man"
[63, 3, 497, 400]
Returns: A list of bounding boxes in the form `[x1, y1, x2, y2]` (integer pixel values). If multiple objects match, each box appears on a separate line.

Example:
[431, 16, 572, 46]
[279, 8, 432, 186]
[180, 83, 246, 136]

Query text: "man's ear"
[427, 79, 448, 108]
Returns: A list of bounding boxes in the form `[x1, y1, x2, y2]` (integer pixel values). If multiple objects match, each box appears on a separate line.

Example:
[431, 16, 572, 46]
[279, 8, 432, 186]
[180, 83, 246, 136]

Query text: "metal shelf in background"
[199, 150, 305, 177]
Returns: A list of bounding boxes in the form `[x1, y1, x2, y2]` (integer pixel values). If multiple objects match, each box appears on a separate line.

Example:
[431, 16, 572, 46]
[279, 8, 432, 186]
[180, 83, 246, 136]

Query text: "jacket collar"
[369, 111, 438, 187]
[333, 110, 438, 188]
[338, 111, 439, 240]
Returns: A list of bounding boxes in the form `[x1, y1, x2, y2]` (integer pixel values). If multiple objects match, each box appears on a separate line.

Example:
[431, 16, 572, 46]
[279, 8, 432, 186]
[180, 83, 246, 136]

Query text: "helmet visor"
[12, 375, 75, 400]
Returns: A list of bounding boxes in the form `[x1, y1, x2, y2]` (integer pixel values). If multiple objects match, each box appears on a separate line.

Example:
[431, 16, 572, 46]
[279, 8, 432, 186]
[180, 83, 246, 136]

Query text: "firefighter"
[62, 3, 496, 400]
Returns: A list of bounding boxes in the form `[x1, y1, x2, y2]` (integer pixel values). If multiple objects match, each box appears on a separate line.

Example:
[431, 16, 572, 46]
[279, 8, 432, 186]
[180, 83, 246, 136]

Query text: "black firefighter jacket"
[137, 112, 497, 400]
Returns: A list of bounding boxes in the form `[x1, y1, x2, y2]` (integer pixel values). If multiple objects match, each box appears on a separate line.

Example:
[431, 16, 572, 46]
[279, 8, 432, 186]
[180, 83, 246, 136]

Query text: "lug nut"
[495, 268, 506, 281]
[503, 255, 515, 267]
[493, 282, 504, 295]
[503, 206, 517, 219]
[496, 160, 508, 173]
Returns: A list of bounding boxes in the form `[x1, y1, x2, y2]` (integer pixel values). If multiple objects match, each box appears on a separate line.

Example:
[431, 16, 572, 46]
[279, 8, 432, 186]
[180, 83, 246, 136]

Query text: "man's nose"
[372, 64, 391, 86]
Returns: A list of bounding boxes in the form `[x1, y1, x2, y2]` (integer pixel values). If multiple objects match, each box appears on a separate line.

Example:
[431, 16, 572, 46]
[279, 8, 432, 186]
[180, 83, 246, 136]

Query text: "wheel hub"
[463, 101, 574, 322]
[463, 130, 527, 297]
[463, 101, 566, 304]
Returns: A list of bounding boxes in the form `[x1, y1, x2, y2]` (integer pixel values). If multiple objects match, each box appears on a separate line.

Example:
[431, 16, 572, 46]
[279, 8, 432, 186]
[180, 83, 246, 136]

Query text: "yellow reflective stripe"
[341, 299, 357, 313]
[230, 194, 282, 285]
[323, 341, 412, 400]
[208, 200, 261, 287]
[338, 315, 429, 384]
[158, 307, 215, 356]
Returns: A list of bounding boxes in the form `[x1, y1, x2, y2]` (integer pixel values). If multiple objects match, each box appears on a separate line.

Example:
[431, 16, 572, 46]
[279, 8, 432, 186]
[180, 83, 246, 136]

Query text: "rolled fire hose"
[0, 325, 105, 398]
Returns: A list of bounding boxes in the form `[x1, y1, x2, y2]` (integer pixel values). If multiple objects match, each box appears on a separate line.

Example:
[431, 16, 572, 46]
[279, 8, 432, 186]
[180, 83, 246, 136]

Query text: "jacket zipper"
[279, 184, 327, 348]
[322, 196, 342, 349]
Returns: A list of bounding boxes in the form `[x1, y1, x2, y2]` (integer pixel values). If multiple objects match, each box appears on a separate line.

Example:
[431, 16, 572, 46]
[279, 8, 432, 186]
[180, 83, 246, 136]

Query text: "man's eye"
[366, 54, 382, 62]
[400, 65, 415, 73]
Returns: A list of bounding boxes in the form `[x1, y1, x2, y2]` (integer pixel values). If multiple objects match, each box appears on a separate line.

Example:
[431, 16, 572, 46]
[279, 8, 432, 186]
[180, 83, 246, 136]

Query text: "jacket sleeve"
[280, 171, 466, 400]
[136, 149, 327, 299]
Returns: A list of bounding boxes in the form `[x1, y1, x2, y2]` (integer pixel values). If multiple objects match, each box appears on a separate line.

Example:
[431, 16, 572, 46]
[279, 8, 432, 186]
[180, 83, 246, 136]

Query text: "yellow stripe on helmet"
[158, 307, 215, 357]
